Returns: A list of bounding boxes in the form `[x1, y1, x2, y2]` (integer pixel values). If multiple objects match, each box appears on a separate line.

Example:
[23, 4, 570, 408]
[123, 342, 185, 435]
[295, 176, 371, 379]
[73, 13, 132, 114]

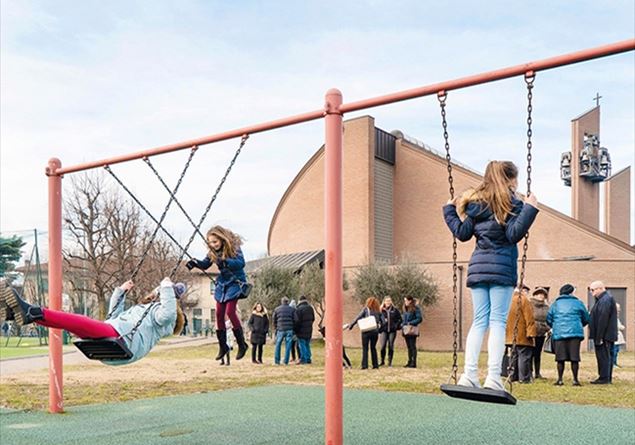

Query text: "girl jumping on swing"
[443, 160, 538, 391]
[0, 277, 185, 365]
[186, 225, 249, 361]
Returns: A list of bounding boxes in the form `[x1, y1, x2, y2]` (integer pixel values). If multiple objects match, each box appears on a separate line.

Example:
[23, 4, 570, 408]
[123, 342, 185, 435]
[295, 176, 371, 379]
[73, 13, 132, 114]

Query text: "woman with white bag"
[348, 297, 383, 369]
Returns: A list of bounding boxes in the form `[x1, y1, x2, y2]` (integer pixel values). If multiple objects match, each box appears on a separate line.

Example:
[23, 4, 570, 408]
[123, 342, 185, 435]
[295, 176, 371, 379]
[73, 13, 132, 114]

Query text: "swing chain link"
[505, 73, 536, 388]
[438, 91, 459, 384]
[170, 134, 250, 277]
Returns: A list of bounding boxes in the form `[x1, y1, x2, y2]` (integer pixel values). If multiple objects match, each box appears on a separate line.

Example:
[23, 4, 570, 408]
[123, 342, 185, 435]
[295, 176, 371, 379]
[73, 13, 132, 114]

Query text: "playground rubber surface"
[1, 385, 634, 444]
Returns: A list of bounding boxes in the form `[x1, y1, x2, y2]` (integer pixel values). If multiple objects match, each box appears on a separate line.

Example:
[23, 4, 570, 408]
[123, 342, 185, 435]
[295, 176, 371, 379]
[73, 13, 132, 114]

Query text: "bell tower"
[560, 104, 612, 230]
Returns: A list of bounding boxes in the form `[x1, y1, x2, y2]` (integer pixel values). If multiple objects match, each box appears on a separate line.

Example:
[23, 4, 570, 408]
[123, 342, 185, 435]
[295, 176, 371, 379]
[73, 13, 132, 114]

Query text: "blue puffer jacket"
[273, 303, 296, 332]
[402, 306, 423, 326]
[196, 248, 246, 303]
[443, 196, 538, 288]
[546, 294, 590, 341]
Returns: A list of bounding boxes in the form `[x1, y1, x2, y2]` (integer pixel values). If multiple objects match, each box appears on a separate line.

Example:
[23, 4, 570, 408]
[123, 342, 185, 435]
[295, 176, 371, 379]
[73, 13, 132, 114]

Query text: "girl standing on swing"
[186, 225, 249, 361]
[443, 160, 539, 391]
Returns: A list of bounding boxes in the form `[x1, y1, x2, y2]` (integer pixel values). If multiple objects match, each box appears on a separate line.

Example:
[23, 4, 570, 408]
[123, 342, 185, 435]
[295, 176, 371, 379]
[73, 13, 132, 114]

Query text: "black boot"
[388, 350, 394, 367]
[215, 330, 229, 360]
[251, 345, 258, 364]
[233, 328, 249, 360]
[380, 348, 386, 366]
[5, 288, 43, 325]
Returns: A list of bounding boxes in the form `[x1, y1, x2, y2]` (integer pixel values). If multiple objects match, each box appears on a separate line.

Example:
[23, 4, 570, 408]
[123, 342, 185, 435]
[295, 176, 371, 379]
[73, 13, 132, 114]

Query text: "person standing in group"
[348, 297, 383, 370]
[272, 297, 296, 365]
[505, 286, 536, 383]
[379, 296, 402, 367]
[443, 160, 539, 390]
[294, 296, 315, 365]
[588, 281, 618, 384]
[402, 296, 423, 368]
[247, 302, 269, 364]
[546, 284, 590, 386]
[529, 287, 550, 379]
[614, 303, 626, 368]
[220, 317, 233, 366]
[186, 225, 249, 362]
[288, 299, 301, 363]
[320, 324, 352, 369]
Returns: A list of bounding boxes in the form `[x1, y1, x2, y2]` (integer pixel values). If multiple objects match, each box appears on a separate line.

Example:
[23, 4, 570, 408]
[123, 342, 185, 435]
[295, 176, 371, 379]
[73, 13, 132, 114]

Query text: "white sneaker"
[483, 375, 505, 391]
[457, 373, 481, 388]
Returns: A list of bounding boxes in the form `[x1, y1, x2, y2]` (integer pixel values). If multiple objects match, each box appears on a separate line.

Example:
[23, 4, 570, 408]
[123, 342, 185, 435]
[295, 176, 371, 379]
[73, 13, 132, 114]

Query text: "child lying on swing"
[0, 277, 185, 365]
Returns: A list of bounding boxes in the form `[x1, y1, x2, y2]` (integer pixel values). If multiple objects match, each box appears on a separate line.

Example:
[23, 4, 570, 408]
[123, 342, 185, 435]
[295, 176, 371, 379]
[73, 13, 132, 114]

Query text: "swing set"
[43, 39, 634, 444]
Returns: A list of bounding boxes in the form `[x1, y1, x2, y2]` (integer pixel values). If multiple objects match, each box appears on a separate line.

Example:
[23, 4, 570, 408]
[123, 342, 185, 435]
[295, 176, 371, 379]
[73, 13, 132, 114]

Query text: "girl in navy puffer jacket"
[443, 161, 539, 391]
[187, 225, 249, 362]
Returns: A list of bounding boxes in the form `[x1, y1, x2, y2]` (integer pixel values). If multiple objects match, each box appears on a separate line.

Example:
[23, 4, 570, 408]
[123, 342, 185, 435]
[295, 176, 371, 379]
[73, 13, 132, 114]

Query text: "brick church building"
[266, 109, 633, 351]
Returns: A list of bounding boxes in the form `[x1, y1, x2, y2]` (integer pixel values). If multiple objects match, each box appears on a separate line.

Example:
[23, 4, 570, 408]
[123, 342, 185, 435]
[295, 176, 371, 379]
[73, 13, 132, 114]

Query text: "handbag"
[543, 331, 554, 354]
[402, 324, 420, 336]
[358, 309, 379, 333]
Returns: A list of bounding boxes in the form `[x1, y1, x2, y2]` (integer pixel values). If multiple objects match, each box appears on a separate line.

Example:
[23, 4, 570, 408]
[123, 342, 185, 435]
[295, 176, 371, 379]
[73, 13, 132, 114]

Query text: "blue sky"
[1, 0, 634, 262]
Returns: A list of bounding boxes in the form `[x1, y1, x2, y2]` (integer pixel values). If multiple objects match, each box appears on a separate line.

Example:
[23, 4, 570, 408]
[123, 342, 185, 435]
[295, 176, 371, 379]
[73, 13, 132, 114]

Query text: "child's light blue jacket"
[102, 284, 176, 365]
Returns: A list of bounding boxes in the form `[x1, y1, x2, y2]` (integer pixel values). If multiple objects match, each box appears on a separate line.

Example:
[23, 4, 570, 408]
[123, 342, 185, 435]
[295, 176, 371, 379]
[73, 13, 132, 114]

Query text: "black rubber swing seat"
[440, 384, 517, 405]
[74, 337, 133, 360]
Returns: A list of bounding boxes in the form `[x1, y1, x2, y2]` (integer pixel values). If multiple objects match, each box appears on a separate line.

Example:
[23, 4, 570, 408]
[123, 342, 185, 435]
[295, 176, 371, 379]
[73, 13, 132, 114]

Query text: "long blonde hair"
[458, 160, 518, 224]
[138, 291, 185, 335]
[206, 225, 243, 262]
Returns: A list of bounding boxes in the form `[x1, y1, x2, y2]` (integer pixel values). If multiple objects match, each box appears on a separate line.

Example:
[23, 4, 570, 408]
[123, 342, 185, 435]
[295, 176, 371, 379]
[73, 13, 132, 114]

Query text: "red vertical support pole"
[324, 88, 343, 445]
[46, 158, 64, 413]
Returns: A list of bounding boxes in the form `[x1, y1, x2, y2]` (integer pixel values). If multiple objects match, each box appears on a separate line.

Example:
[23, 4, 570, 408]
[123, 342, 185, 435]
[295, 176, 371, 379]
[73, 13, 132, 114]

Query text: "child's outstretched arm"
[505, 196, 539, 243]
[442, 203, 475, 241]
[186, 256, 212, 271]
[107, 280, 134, 319]
[153, 277, 177, 327]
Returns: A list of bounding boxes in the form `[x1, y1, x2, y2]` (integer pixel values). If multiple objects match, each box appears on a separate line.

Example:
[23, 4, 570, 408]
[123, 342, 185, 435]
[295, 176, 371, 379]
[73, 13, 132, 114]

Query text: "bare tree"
[63, 173, 118, 319]
[63, 172, 192, 318]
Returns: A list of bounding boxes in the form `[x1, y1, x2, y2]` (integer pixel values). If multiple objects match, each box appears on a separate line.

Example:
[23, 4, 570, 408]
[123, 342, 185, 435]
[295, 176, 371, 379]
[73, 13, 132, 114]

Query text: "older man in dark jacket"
[273, 297, 296, 365]
[588, 281, 618, 384]
[294, 296, 315, 364]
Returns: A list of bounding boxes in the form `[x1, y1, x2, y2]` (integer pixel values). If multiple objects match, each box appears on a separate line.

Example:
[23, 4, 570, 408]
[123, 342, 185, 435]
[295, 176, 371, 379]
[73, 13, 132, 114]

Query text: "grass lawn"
[0, 336, 75, 360]
[1, 340, 633, 411]
[0, 337, 51, 360]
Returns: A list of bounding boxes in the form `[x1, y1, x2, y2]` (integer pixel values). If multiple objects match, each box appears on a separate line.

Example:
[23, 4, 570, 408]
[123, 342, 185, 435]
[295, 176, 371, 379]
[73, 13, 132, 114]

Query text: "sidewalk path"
[0, 336, 213, 376]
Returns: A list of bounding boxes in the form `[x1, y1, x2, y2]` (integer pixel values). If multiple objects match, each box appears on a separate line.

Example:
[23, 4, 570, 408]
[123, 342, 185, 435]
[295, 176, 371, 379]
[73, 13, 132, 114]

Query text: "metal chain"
[103, 148, 197, 319]
[438, 91, 459, 384]
[505, 72, 536, 390]
[170, 134, 249, 277]
[125, 299, 159, 339]
[145, 151, 209, 252]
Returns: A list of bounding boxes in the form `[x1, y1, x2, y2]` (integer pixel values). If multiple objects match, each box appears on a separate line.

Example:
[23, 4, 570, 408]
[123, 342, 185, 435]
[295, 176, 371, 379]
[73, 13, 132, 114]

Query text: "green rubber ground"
[1, 385, 633, 444]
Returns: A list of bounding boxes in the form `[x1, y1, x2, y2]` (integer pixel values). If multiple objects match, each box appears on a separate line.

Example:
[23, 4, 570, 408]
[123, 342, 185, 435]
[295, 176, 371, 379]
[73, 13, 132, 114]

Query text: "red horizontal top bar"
[53, 39, 635, 176]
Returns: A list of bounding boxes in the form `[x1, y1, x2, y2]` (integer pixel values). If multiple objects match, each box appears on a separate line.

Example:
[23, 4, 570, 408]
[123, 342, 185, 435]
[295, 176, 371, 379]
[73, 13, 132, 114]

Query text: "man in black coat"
[294, 296, 315, 364]
[588, 281, 618, 384]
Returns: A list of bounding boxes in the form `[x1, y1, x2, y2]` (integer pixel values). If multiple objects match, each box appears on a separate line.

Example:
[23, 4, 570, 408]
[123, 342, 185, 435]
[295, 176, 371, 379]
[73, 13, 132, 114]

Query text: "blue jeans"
[274, 330, 294, 364]
[297, 338, 312, 363]
[464, 284, 514, 383]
